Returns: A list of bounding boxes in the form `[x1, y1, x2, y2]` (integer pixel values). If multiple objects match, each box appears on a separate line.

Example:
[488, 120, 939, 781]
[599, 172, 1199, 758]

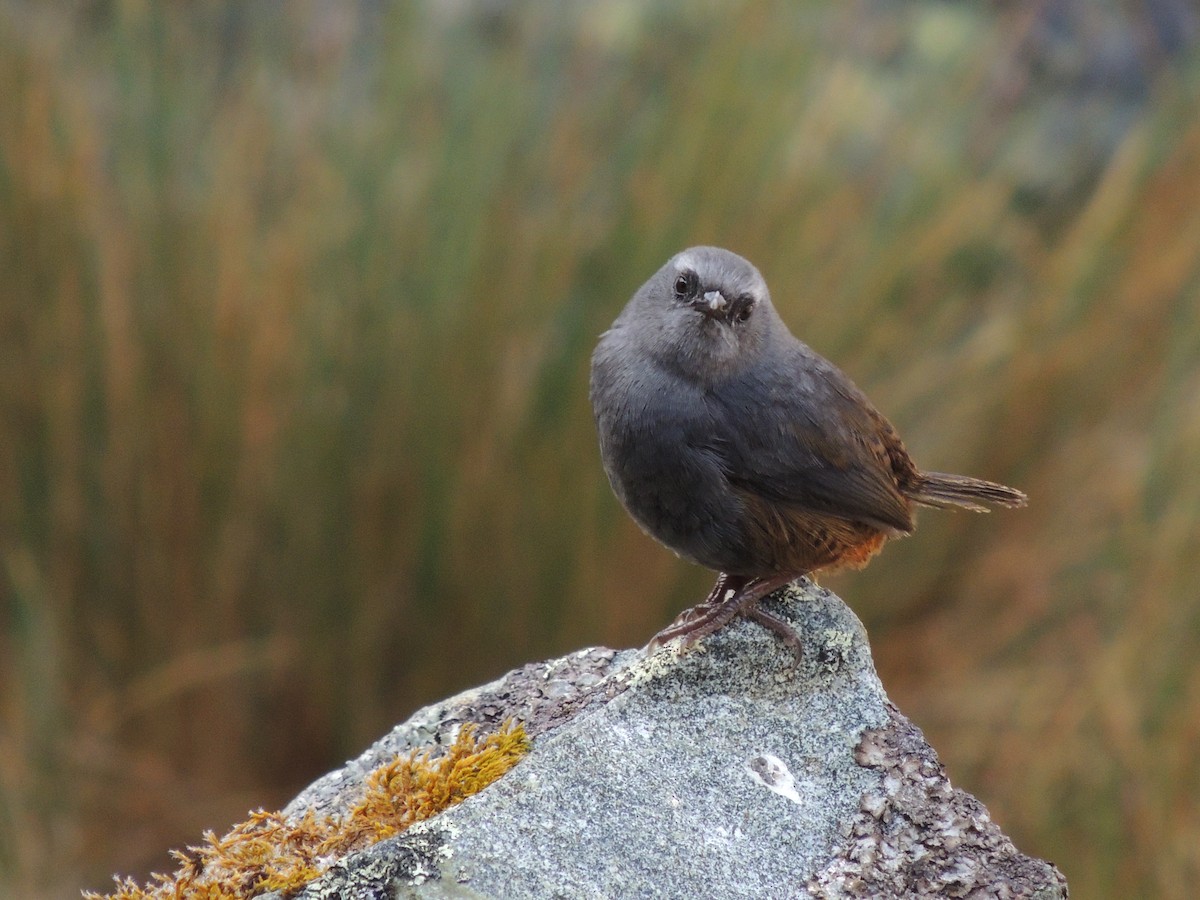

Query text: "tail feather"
[909, 471, 1028, 513]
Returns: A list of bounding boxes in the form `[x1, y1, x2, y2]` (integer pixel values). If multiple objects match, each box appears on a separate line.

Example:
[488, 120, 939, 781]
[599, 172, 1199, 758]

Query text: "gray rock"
[280, 580, 1068, 899]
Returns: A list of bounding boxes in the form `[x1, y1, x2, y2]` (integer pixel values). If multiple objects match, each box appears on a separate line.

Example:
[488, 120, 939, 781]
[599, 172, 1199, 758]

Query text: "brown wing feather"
[715, 358, 918, 535]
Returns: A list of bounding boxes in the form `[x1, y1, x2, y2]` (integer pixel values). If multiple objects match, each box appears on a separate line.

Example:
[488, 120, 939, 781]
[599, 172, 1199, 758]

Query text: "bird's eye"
[734, 297, 754, 323]
[673, 273, 692, 298]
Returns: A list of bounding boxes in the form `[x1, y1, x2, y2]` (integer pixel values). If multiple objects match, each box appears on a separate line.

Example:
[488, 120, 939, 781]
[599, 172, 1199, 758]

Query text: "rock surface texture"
[275, 580, 1068, 899]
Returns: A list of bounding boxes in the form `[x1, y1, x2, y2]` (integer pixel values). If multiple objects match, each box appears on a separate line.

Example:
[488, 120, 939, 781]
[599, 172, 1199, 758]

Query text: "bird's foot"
[743, 603, 804, 661]
[645, 572, 804, 663]
[646, 573, 740, 650]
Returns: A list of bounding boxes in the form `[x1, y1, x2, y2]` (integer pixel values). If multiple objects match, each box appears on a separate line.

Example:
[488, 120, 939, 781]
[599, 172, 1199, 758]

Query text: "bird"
[589, 246, 1027, 658]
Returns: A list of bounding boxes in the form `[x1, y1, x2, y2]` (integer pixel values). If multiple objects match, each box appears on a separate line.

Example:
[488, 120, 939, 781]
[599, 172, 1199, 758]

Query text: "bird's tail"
[908, 472, 1028, 513]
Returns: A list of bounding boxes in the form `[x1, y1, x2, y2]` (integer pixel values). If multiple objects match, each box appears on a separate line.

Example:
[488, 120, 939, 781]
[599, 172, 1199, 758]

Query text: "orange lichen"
[83, 721, 529, 900]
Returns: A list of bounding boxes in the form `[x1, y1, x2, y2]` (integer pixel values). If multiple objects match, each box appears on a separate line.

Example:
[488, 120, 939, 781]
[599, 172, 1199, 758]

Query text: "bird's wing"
[707, 350, 916, 534]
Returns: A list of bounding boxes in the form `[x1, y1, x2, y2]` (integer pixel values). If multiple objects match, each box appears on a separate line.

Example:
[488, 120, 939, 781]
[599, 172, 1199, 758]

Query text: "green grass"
[2, 2, 1199, 897]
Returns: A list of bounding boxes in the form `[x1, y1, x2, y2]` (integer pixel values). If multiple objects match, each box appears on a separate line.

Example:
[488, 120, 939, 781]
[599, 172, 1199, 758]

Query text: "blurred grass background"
[2, 0, 1199, 896]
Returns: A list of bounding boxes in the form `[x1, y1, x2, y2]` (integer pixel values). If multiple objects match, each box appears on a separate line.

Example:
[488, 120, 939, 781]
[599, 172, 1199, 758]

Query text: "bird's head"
[619, 246, 779, 384]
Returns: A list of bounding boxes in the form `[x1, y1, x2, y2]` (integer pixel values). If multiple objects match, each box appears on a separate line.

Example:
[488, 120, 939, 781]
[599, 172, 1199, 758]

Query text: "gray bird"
[589, 246, 1027, 656]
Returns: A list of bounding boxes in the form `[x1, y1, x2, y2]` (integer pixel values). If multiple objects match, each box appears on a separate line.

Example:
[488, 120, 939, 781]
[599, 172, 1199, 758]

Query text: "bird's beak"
[692, 290, 727, 318]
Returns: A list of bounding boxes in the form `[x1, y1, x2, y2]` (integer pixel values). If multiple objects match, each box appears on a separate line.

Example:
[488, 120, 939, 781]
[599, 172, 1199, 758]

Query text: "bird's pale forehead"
[674, 251, 699, 272]
[673, 251, 766, 296]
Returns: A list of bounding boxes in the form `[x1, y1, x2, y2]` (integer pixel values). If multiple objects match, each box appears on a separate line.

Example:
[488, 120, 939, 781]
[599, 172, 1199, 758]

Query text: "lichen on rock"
[83, 722, 529, 900]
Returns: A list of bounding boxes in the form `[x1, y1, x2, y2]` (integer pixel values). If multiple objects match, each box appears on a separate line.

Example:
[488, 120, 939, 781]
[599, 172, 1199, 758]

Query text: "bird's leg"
[673, 572, 734, 624]
[646, 572, 805, 663]
[683, 572, 803, 655]
[701, 572, 733, 606]
[646, 573, 744, 650]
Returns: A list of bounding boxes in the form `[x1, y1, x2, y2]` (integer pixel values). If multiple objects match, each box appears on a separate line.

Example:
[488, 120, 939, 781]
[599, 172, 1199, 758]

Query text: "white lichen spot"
[408, 820, 459, 866]
[745, 753, 802, 804]
[821, 628, 856, 654]
[621, 641, 696, 688]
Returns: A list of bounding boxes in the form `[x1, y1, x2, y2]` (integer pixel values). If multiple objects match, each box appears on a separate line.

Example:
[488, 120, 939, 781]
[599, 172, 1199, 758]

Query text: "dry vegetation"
[83, 721, 529, 899]
[1, 2, 1198, 898]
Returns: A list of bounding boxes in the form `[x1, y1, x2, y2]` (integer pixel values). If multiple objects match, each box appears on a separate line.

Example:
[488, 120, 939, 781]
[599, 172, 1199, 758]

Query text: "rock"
[278, 580, 1068, 899]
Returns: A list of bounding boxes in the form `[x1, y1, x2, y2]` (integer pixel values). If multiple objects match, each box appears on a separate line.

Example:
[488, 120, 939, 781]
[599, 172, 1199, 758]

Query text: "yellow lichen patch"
[83, 721, 529, 900]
